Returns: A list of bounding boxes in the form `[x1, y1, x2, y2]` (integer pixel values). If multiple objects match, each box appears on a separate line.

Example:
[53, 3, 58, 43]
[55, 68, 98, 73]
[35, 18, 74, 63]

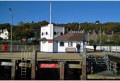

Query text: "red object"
[48, 40, 52, 43]
[40, 64, 57, 68]
[2, 45, 8, 51]
[22, 38, 26, 41]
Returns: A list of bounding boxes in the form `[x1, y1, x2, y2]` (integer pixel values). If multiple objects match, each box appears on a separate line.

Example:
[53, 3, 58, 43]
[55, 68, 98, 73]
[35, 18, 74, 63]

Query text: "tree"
[89, 40, 95, 45]
[113, 26, 120, 32]
[101, 34, 107, 45]
[111, 34, 120, 45]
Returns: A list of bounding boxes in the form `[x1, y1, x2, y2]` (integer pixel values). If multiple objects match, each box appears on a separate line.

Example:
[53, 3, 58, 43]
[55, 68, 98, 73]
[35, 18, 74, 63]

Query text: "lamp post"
[107, 39, 110, 52]
[95, 21, 102, 52]
[9, 8, 13, 53]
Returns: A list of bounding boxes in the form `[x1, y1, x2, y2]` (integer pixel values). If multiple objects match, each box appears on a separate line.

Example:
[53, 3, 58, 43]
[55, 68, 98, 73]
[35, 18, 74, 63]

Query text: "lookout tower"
[40, 24, 64, 52]
[40, 2, 65, 52]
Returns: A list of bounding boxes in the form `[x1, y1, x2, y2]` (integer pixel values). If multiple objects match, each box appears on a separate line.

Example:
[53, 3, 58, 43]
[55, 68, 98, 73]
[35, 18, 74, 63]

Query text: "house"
[86, 30, 100, 43]
[54, 31, 85, 52]
[40, 24, 85, 53]
[86, 30, 115, 45]
[0, 29, 9, 39]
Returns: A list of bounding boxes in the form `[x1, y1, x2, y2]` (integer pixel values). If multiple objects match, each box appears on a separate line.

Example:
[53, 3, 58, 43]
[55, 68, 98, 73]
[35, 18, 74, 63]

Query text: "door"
[53, 41, 58, 53]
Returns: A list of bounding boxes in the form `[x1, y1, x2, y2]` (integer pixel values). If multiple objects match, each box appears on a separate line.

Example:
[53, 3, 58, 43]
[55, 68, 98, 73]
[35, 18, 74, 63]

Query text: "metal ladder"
[103, 54, 111, 70]
[21, 47, 27, 80]
[103, 50, 111, 71]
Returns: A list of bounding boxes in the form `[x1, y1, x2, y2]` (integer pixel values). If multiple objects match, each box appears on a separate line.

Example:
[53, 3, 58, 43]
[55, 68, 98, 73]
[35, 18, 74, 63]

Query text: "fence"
[0, 45, 40, 52]
[86, 45, 120, 52]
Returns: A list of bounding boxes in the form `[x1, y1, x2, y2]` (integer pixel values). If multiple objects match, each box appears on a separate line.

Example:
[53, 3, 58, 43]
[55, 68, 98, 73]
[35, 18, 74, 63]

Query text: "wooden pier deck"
[0, 52, 82, 61]
[0, 52, 120, 80]
[0, 52, 120, 61]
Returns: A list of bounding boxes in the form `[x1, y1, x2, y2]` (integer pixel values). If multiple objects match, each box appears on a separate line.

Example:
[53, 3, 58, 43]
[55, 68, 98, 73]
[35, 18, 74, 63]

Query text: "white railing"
[0, 45, 40, 52]
[86, 45, 120, 52]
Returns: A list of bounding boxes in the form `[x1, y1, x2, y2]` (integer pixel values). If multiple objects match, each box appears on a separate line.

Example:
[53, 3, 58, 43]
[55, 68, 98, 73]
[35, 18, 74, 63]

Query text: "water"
[0, 65, 81, 80]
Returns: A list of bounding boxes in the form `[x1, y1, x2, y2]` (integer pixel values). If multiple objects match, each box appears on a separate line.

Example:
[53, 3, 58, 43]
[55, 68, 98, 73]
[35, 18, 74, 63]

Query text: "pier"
[0, 51, 120, 80]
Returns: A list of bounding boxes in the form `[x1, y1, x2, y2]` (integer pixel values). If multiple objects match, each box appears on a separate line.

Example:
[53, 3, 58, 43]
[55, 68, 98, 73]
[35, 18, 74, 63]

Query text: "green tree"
[89, 40, 95, 45]
[111, 34, 120, 45]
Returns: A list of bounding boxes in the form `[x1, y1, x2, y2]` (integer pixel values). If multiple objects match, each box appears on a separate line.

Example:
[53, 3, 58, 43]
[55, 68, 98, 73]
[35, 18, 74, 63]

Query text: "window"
[60, 32, 63, 35]
[46, 32, 48, 35]
[5, 33, 8, 35]
[60, 42, 64, 46]
[5, 37, 7, 39]
[68, 42, 73, 47]
[0, 30, 2, 33]
[42, 32, 44, 36]
[54, 32, 56, 35]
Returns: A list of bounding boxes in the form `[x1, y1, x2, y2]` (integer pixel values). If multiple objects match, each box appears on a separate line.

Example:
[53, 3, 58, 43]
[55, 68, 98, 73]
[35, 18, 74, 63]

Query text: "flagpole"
[50, 1, 51, 24]
[9, 8, 13, 53]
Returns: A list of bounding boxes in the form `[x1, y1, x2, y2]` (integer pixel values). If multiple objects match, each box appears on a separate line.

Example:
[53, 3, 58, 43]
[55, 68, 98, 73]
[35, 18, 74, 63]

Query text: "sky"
[0, 1, 120, 25]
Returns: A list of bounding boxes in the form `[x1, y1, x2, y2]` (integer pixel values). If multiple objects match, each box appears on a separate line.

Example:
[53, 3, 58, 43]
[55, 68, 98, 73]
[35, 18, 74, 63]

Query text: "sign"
[1, 62, 14, 66]
[19, 63, 31, 68]
[69, 64, 81, 68]
[22, 38, 26, 41]
[48, 40, 52, 43]
[40, 64, 57, 68]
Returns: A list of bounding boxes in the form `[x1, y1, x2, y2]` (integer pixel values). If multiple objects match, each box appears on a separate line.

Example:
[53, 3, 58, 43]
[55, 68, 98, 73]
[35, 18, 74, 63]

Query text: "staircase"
[87, 55, 107, 74]
[21, 49, 28, 80]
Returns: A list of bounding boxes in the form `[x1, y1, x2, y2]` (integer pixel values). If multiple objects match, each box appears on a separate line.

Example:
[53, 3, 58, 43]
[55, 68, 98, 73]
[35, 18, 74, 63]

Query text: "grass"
[87, 74, 120, 79]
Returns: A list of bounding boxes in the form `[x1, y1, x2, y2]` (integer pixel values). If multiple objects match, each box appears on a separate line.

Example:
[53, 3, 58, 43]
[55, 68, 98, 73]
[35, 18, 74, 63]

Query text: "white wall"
[48, 42, 53, 52]
[41, 24, 54, 52]
[0, 29, 9, 39]
[41, 41, 48, 52]
[58, 42, 68, 52]
[41, 24, 53, 39]
[41, 24, 64, 40]
[58, 41, 84, 52]
[40, 24, 64, 52]
[53, 26, 64, 38]
[41, 41, 53, 52]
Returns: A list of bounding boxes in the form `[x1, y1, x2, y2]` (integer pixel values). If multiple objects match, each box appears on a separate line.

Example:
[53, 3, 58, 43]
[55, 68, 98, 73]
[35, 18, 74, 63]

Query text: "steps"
[21, 50, 27, 80]
[87, 56, 107, 74]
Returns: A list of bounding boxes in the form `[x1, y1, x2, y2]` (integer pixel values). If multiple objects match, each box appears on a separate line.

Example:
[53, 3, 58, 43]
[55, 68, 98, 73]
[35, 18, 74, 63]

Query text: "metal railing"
[0, 45, 40, 52]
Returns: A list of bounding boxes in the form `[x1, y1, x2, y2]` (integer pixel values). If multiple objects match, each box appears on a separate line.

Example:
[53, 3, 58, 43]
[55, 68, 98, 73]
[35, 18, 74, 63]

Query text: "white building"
[54, 32, 84, 52]
[40, 24, 65, 52]
[40, 24, 84, 53]
[0, 29, 9, 39]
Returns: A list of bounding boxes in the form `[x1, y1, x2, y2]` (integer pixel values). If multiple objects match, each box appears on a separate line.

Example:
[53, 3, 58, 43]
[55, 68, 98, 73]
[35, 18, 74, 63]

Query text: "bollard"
[59, 61, 64, 80]
[11, 60, 16, 80]
[81, 48, 87, 80]
[31, 50, 37, 80]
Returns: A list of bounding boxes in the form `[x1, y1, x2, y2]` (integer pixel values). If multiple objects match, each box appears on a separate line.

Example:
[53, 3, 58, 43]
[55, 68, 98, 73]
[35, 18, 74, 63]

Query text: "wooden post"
[59, 61, 64, 80]
[81, 48, 87, 80]
[31, 50, 37, 80]
[113, 62, 117, 74]
[109, 61, 112, 71]
[11, 60, 16, 80]
[91, 62, 93, 74]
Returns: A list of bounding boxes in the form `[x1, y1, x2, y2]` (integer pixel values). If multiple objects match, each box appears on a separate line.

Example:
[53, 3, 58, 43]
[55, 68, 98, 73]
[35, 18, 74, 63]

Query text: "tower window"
[46, 32, 48, 35]
[5, 33, 8, 35]
[54, 32, 56, 35]
[60, 42, 64, 46]
[60, 32, 63, 35]
[42, 32, 44, 36]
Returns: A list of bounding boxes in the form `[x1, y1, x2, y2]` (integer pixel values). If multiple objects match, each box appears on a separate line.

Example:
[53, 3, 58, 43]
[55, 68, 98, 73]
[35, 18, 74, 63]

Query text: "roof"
[54, 33, 84, 41]
[40, 37, 47, 41]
